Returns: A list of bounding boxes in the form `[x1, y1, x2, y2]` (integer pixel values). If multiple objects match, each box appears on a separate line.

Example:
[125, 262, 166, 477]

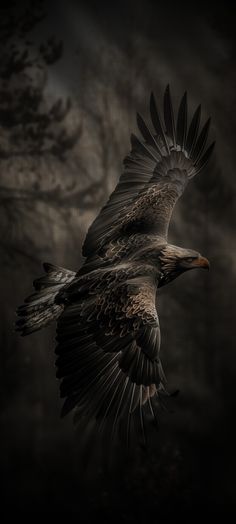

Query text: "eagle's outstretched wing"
[56, 264, 166, 444]
[83, 86, 214, 257]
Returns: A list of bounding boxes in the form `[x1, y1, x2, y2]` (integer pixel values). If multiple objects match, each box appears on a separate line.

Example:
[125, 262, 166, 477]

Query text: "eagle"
[16, 86, 214, 446]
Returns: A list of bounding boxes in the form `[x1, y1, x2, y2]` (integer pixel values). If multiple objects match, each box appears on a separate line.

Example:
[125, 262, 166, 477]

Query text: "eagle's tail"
[15, 263, 76, 336]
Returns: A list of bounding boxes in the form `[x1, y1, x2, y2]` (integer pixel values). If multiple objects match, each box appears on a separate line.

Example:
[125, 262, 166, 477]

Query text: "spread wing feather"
[136, 112, 163, 156]
[176, 92, 187, 150]
[194, 141, 215, 175]
[83, 85, 214, 257]
[186, 104, 201, 155]
[150, 91, 170, 154]
[164, 84, 176, 148]
[192, 117, 211, 163]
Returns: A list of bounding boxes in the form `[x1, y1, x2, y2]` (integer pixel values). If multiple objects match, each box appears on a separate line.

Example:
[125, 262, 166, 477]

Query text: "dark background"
[0, 0, 235, 519]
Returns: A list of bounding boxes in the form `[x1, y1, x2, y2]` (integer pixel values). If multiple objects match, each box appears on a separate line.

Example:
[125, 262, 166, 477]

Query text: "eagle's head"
[158, 244, 209, 287]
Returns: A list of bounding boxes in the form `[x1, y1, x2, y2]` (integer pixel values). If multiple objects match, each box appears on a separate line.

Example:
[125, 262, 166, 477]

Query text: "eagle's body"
[16, 86, 214, 445]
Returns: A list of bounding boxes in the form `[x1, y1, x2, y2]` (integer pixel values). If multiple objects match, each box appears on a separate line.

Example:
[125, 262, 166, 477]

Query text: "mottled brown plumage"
[16, 86, 214, 447]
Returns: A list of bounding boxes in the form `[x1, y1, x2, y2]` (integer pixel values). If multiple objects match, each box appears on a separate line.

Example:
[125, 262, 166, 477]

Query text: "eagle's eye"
[185, 256, 197, 263]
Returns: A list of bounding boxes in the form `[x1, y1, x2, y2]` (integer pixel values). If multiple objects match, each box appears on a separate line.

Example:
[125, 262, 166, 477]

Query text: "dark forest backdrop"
[0, 0, 235, 519]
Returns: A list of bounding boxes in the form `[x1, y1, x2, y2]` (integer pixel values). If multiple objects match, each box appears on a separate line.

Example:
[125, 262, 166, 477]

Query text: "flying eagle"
[16, 86, 214, 446]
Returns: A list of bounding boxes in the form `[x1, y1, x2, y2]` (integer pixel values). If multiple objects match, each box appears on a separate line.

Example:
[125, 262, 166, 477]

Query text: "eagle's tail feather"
[15, 263, 76, 336]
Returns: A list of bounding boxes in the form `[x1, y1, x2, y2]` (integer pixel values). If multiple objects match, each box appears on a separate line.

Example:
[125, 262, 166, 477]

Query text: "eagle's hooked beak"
[192, 256, 210, 270]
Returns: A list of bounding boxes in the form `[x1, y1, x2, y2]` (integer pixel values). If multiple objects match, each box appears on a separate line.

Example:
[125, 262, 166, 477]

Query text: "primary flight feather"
[16, 86, 214, 446]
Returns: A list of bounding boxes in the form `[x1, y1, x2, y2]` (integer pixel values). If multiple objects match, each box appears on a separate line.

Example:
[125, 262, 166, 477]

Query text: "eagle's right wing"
[83, 86, 214, 257]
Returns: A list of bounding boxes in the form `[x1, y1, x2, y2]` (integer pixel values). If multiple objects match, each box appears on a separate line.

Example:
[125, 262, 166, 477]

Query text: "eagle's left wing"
[83, 86, 214, 257]
[56, 264, 165, 443]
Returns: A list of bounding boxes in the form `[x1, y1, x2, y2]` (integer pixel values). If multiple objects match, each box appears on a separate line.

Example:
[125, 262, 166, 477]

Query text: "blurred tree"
[0, 0, 80, 161]
[0, 0, 84, 265]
